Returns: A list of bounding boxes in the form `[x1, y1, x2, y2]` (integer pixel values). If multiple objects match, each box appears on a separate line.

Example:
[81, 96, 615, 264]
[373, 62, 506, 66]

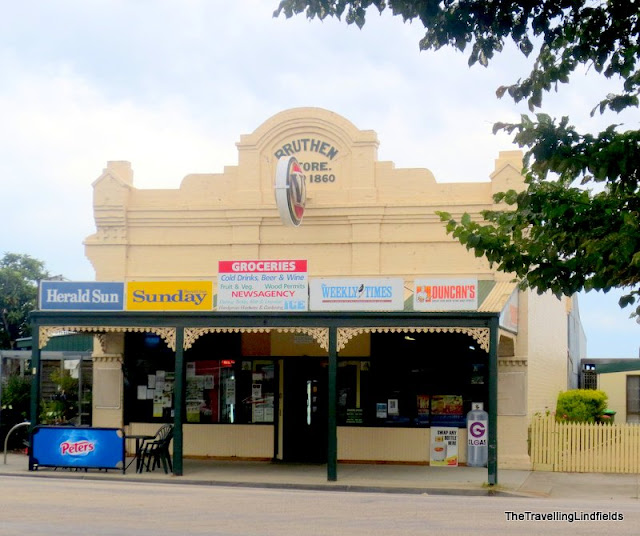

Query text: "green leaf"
[276, 0, 640, 316]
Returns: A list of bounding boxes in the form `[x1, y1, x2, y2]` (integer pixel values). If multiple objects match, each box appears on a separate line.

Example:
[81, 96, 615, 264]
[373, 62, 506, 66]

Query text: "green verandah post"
[28, 326, 41, 470]
[29, 326, 41, 429]
[173, 327, 185, 476]
[488, 315, 499, 485]
[327, 325, 337, 481]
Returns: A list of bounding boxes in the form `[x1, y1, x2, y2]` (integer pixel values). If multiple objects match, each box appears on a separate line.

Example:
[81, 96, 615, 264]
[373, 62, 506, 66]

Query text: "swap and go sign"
[217, 260, 308, 311]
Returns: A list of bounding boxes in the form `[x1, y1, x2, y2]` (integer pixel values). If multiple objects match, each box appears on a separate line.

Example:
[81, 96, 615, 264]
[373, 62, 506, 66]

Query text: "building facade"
[33, 108, 581, 475]
[581, 358, 640, 423]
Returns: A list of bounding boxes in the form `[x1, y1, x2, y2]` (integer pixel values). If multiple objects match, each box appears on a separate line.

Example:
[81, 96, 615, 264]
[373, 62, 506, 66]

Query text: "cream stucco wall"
[91, 333, 125, 429]
[83, 107, 576, 469]
[599, 372, 635, 422]
[85, 108, 524, 284]
[525, 292, 570, 417]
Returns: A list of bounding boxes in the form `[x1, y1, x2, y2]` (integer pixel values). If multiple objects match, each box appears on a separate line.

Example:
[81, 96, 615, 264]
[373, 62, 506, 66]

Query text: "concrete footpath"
[2, 452, 640, 500]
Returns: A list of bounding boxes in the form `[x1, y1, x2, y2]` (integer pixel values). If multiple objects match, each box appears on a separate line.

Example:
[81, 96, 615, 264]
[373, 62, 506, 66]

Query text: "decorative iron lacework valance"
[337, 327, 490, 352]
[183, 327, 329, 351]
[39, 326, 176, 351]
[38, 325, 491, 354]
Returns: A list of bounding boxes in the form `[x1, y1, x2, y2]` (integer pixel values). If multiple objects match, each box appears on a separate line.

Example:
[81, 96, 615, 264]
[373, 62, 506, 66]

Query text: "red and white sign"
[275, 156, 306, 227]
[413, 278, 478, 311]
[217, 259, 308, 311]
[499, 287, 519, 333]
[60, 440, 95, 456]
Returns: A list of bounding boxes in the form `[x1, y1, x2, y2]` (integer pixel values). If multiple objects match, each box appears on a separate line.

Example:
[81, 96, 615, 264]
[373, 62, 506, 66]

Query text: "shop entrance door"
[282, 358, 328, 463]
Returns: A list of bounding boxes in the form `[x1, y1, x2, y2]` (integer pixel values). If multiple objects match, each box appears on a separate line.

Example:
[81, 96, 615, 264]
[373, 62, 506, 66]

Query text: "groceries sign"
[217, 260, 308, 312]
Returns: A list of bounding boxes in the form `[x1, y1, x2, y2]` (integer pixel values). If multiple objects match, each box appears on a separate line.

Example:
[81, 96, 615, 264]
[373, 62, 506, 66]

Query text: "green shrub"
[40, 399, 69, 424]
[50, 369, 78, 398]
[1, 375, 32, 449]
[40, 369, 79, 424]
[556, 389, 608, 423]
[1, 375, 32, 418]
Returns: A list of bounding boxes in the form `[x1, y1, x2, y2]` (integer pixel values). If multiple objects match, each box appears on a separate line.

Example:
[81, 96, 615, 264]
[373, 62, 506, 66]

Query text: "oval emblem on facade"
[275, 156, 307, 227]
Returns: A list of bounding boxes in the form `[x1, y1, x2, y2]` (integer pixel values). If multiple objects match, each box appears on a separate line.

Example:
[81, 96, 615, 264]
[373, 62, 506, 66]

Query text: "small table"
[125, 434, 154, 473]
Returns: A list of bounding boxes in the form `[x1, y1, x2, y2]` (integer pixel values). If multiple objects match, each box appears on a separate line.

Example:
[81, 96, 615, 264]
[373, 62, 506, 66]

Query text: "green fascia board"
[597, 361, 640, 374]
[30, 310, 498, 330]
[14, 333, 93, 352]
[477, 280, 496, 307]
[43, 333, 94, 352]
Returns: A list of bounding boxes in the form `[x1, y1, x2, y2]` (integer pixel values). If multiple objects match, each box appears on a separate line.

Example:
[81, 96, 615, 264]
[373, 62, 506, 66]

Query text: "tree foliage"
[274, 1, 640, 314]
[0, 253, 50, 349]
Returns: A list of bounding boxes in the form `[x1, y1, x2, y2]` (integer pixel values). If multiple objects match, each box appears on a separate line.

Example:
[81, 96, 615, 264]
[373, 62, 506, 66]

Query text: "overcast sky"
[1, 1, 637, 358]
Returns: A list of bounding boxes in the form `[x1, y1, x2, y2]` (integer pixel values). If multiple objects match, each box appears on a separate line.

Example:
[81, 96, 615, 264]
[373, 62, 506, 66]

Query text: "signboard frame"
[430, 427, 459, 467]
[217, 259, 308, 312]
[413, 278, 478, 311]
[39, 281, 125, 311]
[29, 426, 126, 473]
[126, 281, 213, 311]
[309, 278, 405, 311]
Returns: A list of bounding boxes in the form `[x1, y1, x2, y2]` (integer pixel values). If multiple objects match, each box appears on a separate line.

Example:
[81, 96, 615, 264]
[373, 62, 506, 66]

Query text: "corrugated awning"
[479, 281, 518, 313]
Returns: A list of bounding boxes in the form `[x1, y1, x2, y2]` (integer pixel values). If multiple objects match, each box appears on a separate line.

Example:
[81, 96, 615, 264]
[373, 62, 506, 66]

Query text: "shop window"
[123, 332, 275, 425]
[185, 359, 275, 424]
[123, 334, 176, 424]
[336, 333, 488, 428]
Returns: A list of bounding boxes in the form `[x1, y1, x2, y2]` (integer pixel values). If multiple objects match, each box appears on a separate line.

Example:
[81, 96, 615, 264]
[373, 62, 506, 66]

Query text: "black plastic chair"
[139, 424, 173, 473]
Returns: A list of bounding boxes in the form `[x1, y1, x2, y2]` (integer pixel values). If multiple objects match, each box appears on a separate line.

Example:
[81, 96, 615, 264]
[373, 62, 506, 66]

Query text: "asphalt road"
[2, 476, 639, 535]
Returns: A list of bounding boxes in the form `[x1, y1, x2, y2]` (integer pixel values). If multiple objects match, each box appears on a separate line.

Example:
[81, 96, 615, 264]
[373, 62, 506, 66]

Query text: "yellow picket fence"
[530, 414, 640, 473]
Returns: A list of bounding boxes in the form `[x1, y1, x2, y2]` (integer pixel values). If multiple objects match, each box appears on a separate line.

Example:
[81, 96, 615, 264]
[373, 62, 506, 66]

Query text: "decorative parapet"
[337, 326, 490, 352]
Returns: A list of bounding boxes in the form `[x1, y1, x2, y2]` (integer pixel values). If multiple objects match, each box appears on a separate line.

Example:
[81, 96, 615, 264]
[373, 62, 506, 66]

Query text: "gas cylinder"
[467, 402, 488, 467]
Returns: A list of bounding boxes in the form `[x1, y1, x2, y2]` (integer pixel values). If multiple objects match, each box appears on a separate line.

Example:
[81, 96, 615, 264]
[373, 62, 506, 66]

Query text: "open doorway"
[282, 358, 328, 463]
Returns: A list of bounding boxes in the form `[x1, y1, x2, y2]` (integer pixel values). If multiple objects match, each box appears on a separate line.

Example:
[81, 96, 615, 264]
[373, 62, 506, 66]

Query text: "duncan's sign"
[413, 278, 478, 311]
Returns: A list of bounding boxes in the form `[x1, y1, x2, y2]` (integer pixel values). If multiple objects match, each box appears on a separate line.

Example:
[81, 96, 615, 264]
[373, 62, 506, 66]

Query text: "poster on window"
[225, 378, 236, 405]
[263, 396, 274, 422]
[376, 403, 388, 419]
[430, 395, 465, 427]
[416, 395, 430, 425]
[187, 403, 201, 423]
[430, 427, 458, 466]
[203, 375, 214, 390]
